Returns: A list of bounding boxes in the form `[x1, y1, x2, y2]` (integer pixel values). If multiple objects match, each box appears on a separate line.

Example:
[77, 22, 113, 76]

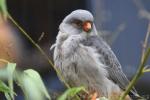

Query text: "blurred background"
[0, 0, 150, 99]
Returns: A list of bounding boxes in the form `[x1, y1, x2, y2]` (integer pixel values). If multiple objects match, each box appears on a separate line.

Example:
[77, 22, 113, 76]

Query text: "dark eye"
[72, 20, 82, 28]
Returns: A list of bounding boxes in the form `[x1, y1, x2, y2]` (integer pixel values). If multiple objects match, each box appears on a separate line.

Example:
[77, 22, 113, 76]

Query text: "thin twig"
[38, 32, 45, 42]
[141, 22, 150, 63]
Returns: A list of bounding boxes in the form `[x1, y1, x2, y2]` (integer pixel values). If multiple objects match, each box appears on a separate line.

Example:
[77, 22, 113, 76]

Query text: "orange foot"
[90, 92, 98, 100]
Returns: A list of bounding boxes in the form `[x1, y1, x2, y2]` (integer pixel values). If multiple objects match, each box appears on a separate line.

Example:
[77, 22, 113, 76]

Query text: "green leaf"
[58, 87, 85, 100]
[19, 69, 51, 100]
[7, 63, 16, 100]
[5, 93, 12, 100]
[0, 0, 8, 19]
[0, 80, 12, 100]
[0, 80, 10, 93]
[0, 62, 16, 100]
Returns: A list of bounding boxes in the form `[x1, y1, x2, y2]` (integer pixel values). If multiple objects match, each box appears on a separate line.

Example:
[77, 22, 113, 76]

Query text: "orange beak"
[82, 21, 92, 32]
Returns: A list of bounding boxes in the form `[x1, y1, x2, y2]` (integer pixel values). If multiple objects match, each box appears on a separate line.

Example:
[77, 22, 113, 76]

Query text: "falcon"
[51, 9, 140, 100]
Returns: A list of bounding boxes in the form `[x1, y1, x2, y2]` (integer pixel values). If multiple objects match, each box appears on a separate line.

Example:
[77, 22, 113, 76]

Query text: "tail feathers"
[129, 92, 147, 100]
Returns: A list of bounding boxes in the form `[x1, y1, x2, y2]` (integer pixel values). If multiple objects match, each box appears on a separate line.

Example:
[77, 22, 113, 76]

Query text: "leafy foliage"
[7, 63, 16, 100]
[18, 69, 51, 100]
[0, 80, 10, 93]
[0, 62, 51, 100]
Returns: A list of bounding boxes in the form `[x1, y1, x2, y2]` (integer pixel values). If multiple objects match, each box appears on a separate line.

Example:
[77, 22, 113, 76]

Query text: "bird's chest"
[55, 42, 100, 69]
[55, 43, 107, 84]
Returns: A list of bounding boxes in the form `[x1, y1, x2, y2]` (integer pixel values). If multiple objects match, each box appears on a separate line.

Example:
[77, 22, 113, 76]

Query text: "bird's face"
[59, 10, 97, 36]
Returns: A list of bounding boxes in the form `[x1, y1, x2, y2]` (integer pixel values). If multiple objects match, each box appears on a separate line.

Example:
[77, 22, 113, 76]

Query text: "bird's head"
[59, 9, 98, 36]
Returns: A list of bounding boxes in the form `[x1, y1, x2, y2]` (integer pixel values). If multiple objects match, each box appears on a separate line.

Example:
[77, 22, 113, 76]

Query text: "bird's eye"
[72, 20, 82, 28]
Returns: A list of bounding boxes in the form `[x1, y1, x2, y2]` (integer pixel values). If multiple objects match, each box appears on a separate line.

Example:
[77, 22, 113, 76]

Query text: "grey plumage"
[82, 36, 138, 96]
[51, 9, 139, 99]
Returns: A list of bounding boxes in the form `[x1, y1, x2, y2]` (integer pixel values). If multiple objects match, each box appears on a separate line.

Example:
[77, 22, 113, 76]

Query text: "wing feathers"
[82, 35, 137, 95]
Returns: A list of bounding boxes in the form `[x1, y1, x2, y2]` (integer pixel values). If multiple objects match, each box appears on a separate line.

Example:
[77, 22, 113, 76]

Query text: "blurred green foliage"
[18, 69, 51, 100]
[0, 62, 51, 100]
[58, 87, 85, 100]
[0, 80, 11, 100]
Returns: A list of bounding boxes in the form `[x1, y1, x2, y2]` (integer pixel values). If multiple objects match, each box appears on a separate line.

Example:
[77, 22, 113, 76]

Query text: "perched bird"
[51, 10, 140, 99]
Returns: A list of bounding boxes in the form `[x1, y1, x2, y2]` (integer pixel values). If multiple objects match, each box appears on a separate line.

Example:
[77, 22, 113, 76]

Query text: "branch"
[141, 23, 150, 63]
[119, 22, 150, 100]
